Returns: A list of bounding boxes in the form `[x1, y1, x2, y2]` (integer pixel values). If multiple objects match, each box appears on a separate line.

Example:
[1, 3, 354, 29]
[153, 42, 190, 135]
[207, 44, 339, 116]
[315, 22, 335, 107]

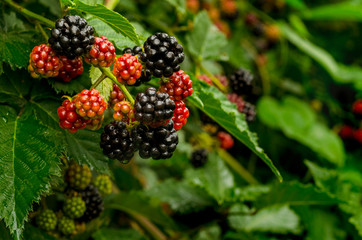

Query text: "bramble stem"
[130, 213, 167, 240]
[90, 74, 107, 89]
[99, 67, 135, 105]
[3, 0, 55, 27]
[35, 22, 48, 41]
[199, 64, 228, 93]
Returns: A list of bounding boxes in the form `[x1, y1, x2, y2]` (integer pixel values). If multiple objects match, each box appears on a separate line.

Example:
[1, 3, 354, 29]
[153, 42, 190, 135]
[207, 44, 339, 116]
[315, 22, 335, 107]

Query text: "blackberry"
[80, 185, 104, 222]
[140, 32, 185, 77]
[134, 87, 175, 127]
[85, 115, 104, 131]
[94, 175, 112, 196]
[132, 120, 179, 160]
[352, 99, 362, 119]
[229, 68, 254, 95]
[191, 149, 208, 168]
[66, 162, 92, 190]
[36, 209, 57, 231]
[217, 131, 234, 149]
[58, 216, 75, 235]
[84, 36, 116, 67]
[73, 89, 107, 119]
[28, 44, 62, 78]
[57, 56, 83, 82]
[122, 46, 143, 56]
[63, 196, 86, 219]
[109, 83, 125, 107]
[172, 100, 189, 131]
[48, 15, 95, 59]
[159, 70, 193, 101]
[122, 47, 152, 86]
[113, 101, 135, 123]
[112, 53, 143, 85]
[57, 99, 87, 133]
[100, 121, 136, 163]
[242, 102, 256, 122]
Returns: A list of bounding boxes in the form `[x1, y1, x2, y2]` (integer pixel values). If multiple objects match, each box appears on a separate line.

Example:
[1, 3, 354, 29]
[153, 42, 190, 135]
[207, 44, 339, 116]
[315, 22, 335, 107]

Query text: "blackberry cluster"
[66, 162, 92, 190]
[63, 196, 86, 219]
[140, 32, 185, 77]
[133, 120, 179, 159]
[49, 15, 95, 59]
[229, 68, 254, 95]
[191, 149, 208, 168]
[80, 185, 104, 222]
[100, 121, 136, 163]
[58, 216, 75, 235]
[36, 209, 57, 231]
[134, 87, 175, 127]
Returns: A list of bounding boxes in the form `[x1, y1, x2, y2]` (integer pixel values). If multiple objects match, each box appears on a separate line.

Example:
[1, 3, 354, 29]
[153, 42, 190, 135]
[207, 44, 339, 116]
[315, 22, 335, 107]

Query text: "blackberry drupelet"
[134, 87, 175, 127]
[132, 120, 179, 160]
[242, 102, 256, 122]
[191, 149, 208, 168]
[49, 15, 95, 59]
[80, 185, 104, 222]
[36, 209, 57, 231]
[229, 68, 254, 95]
[100, 121, 136, 163]
[140, 32, 185, 77]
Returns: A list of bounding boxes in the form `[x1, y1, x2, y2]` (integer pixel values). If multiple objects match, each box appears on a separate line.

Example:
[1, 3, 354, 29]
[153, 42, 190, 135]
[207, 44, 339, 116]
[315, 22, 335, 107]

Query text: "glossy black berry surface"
[229, 68, 254, 95]
[80, 185, 104, 222]
[191, 149, 208, 168]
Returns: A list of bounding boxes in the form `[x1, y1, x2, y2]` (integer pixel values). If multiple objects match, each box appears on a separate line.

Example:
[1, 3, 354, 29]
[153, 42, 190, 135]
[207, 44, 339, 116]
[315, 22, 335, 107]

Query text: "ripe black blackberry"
[122, 46, 143, 56]
[48, 15, 95, 59]
[191, 149, 208, 168]
[134, 87, 175, 127]
[140, 32, 185, 77]
[100, 121, 136, 163]
[243, 102, 256, 122]
[132, 120, 179, 160]
[80, 185, 104, 222]
[122, 46, 152, 86]
[229, 68, 254, 95]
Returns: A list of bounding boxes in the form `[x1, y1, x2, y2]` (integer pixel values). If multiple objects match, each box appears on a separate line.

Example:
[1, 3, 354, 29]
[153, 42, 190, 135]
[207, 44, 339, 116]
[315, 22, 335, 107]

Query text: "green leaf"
[257, 96, 345, 166]
[23, 224, 57, 240]
[31, 99, 60, 131]
[89, 66, 113, 103]
[226, 185, 271, 202]
[228, 205, 301, 234]
[185, 153, 234, 204]
[304, 160, 338, 191]
[255, 182, 341, 208]
[92, 228, 147, 240]
[75, 1, 140, 45]
[301, 2, 362, 21]
[146, 179, 215, 214]
[350, 213, 362, 237]
[186, 11, 227, 61]
[0, 69, 31, 106]
[188, 79, 282, 181]
[105, 191, 177, 229]
[195, 224, 221, 240]
[0, 106, 61, 239]
[164, 0, 186, 16]
[284, 0, 307, 10]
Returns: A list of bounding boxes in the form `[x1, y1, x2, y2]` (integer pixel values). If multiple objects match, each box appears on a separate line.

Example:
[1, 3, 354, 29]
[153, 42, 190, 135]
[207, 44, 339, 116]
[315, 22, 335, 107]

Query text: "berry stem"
[130, 213, 167, 240]
[99, 67, 135, 105]
[90, 74, 107, 89]
[199, 64, 228, 93]
[35, 22, 48, 41]
[3, 0, 55, 27]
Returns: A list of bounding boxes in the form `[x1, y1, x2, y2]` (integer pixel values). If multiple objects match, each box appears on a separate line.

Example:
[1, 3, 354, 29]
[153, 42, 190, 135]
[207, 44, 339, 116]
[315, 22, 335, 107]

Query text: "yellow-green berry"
[36, 209, 57, 231]
[63, 196, 86, 219]
[58, 216, 75, 235]
[94, 175, 112, 195]
[66, 162, 92, 190]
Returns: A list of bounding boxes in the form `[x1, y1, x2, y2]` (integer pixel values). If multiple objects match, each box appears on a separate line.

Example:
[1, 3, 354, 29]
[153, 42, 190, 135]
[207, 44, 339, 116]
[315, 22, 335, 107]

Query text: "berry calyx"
[48, 15, 95, 59]
[191, 149, 208, 168]
[28, 44, 62, 78]
[229, 68, 254, 95]
[63, 196, 86, 219]
[112, 53, 143, 86]
[172, 100, 189, 131]
[109, 83, 125, 107]
[57, 56, 83, 82]
[113, 101, 135, 123]
[57, 99, 87, 133]
[65, 162, 92, 191]
[80, 185, 104, 222]
[159, 70, 193, 101]
[94, 175, 112, 196]
[58, 216, 75, 235]
[36, 209, 57, 231]
[217, 131, 234, 149]
[73, 89, 107, 119]
[84, 36, 116, 67]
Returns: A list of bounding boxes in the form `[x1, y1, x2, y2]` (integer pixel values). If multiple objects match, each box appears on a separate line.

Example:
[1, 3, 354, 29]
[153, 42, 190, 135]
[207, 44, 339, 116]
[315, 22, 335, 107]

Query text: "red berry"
[73, 89, 107, 119]
[338, 125, 354, 140]
[112, 53, 142, 85]
[217, 131, 234, 149]
[172, 100, 189, 131]
[113, 101, 135, 123]
[86, 115, 104, 131]
[159, 70, 193, 101]
[28, 44, 62, 78]
[227, 93, 245, 112]
[352, 100, 362, 116]
[216, 75, 228, 87]
[84, 36, 116, 67]
[198, 74, 213, 86]
[57, 56, 83, 82]
[109, 84, 125, 107]
[58, 99, 87, 133]
[354, 129, 362, 144]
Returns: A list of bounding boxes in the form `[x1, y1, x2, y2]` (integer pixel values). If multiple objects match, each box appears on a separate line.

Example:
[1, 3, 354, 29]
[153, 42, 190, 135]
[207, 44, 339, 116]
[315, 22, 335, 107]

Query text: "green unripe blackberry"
[63, 196, 86, 219]
[94, 175, 112, 196]
[36, 209, 57, 231]
[58, 216, 75, 235]
[66, 162, 92, 190]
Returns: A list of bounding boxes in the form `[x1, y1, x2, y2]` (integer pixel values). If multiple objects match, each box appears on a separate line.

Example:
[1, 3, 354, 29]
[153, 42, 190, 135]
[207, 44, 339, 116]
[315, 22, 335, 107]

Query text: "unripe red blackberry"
[49, 15, 95, 59]
[134, 87, 176, 127]
[94, 175, 112, 196]
[63, 196, 86, 219]
[28, 44, 62, 78]
[191, 149, 208, 168]
[85, 115, 104, 131]
[245, 13, 259, 27]
[354, 129, 362, 144]
[57, 99, 87, 133]
[113, 101, 135, 123]
[66, 162, 92, 190]
[265, 25, 281, 42]
[198, 74, 213, 86]
[186, 0, 199, 13]
[84, 36, 116, 67]
[132, 120, 179, 160]
[352, 99, 362, 119]
[159, 70, 193, 101]
[220, 0, 239, 20]
[80, 185, 104, 222]
[112, 53, 143, 85]
[217, 131, 234, 149]
[338, 125, 354, 140]
[58, 216, 75, 235]
[228, 93, 245, 113]
[109, 83, 125, 107]
[73, 89, 107, 119]
[36, 209, 57, 231]
[100, 121, 136, 163]
[57, 56, 83, 82]
[172, 100, 189, 131]
[216, 75, 229, 87]
[229, 68, 254, 95]
[140, 32, 185, 77]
